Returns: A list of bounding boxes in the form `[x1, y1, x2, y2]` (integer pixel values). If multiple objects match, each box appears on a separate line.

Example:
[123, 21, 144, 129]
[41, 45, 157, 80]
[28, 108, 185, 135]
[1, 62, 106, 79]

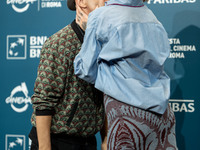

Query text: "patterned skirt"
[104, 94, 178, 150]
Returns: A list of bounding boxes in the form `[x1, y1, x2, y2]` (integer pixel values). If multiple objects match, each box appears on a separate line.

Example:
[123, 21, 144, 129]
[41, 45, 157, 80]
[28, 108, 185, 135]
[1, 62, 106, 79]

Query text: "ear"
[75, 0, 87, 8]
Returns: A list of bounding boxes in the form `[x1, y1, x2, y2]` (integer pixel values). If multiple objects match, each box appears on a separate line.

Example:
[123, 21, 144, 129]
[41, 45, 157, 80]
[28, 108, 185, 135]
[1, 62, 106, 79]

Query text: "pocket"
[66, 102, 78, 126]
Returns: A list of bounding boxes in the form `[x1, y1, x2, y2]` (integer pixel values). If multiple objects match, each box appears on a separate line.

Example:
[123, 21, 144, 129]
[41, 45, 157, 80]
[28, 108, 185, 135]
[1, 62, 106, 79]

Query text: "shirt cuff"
[35, 109, 55, 116]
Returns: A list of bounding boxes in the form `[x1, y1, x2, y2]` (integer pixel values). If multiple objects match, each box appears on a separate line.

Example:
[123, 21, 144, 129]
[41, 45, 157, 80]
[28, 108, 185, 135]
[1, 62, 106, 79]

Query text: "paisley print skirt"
[104, 94, 178, 150]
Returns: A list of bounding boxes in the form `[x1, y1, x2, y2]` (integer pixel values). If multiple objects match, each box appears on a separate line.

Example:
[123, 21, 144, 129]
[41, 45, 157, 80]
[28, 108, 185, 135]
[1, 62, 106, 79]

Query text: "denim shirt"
[74, 0, 170, 114]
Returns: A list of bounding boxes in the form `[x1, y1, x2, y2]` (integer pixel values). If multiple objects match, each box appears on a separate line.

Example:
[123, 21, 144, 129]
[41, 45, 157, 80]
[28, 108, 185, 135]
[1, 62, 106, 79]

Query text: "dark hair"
[143, 0, 149, 2]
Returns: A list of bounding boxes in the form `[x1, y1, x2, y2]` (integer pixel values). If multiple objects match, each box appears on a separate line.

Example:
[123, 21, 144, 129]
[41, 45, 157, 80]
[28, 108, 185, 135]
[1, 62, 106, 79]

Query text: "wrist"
[39, 144, 51, 150]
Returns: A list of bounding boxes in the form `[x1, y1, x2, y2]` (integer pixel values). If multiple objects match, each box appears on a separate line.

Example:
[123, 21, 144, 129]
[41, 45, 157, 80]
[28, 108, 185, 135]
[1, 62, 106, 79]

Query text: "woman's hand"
[76, 5, 88, 31]
[101, 136, 107, 150]
[76, 5, 99, 31]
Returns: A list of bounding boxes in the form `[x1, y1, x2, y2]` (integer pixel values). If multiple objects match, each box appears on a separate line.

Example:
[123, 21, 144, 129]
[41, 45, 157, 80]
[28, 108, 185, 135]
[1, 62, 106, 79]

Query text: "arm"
[31, 38, 67, 149]
[100, 115, 108, 150]
[74, 26, 101, 84]
[36, 116, 52, 150]
[74, 5, 102, 83]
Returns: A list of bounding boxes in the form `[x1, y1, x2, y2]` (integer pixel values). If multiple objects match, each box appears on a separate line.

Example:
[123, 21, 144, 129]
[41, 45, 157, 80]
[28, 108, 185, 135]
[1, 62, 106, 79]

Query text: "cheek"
[87, 0, 103, 13]
[87, 3, 97, 12]
[99, 0, 105, 7]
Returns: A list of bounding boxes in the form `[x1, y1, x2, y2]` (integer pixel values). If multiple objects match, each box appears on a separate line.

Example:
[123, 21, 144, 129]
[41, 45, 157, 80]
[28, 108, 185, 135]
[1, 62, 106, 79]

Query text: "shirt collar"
[105, 0, 144, 7]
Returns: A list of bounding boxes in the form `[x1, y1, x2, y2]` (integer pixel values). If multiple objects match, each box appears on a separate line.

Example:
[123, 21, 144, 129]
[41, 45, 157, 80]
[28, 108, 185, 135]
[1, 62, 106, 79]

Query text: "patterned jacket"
[31, 20, 104, 137]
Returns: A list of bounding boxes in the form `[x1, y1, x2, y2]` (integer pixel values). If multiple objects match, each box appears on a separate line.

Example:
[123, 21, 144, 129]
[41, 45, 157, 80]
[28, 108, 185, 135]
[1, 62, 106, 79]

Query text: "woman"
[74, 0, 178, 149]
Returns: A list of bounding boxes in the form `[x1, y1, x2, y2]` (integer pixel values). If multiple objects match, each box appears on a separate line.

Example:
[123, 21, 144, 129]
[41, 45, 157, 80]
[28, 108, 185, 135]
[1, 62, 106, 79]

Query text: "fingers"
[76, 6, 82, 28]
[76, 5, 81, 23]
[76, 5, 88, 31]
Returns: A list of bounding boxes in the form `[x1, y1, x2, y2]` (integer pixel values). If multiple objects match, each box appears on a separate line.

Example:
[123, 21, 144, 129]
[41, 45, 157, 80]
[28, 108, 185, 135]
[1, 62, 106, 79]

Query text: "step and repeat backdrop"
[0, 0, 200, 150]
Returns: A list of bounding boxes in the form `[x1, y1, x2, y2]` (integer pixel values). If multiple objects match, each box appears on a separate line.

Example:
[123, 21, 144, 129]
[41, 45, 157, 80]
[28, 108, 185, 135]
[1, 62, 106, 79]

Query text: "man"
[28, 0, 106, 149]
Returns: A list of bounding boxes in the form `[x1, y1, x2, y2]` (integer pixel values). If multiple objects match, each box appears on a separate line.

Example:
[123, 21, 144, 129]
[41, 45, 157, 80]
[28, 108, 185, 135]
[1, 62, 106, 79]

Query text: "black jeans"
[29, 127, 97, 150]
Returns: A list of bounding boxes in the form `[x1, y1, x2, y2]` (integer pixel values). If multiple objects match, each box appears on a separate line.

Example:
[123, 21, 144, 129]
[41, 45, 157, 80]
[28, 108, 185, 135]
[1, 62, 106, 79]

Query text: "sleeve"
[74, 27, 101, 84]
[31, 39, 67, 116]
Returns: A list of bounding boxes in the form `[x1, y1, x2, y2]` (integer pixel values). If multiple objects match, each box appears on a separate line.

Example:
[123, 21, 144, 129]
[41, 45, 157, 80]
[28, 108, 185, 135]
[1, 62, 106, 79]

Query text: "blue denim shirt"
[74, 0, 170, 114]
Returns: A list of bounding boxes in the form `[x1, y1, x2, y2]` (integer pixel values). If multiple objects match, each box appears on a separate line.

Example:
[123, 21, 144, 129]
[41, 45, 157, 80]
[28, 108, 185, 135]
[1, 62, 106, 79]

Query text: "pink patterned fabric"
[104, 94, 178, 150]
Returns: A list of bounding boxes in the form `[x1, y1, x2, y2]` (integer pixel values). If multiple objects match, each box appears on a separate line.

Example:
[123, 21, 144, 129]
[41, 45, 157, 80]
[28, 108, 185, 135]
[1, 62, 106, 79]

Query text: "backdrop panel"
[0, 0, 200, 150]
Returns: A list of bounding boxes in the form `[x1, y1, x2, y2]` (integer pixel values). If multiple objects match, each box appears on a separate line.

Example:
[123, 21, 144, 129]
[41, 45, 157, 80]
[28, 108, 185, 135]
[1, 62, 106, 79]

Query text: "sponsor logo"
[5, 82, 31, 113]
[40, 0, 63, 9]
[5, 134, 25, 150]
[147, 0, 196, 4]
[7, 35, 27, 60]
[30, 36, 47, 58]
[7, 0, 65, 13]
[169, 99, 195, 112]
[7, 35, 47, 59]
[7, 0, 37, 13]
[168, 38, 196, 59]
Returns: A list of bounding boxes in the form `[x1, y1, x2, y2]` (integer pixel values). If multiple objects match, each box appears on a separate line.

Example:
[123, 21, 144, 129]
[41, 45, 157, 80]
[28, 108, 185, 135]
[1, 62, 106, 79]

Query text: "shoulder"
[41, 23, 80, 56]
[44, 24, 75, 49]
[87, 6, 108, 28]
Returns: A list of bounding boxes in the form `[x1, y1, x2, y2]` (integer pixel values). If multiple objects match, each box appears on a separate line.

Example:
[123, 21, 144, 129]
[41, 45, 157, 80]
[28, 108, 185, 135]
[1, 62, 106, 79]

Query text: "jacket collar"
[71, 20, 85, 44]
